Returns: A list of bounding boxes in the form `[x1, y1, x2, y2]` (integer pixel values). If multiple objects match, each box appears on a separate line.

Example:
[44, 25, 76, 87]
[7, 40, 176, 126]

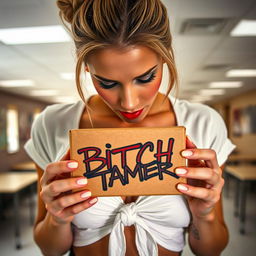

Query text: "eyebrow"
[92, 65, 158, 83]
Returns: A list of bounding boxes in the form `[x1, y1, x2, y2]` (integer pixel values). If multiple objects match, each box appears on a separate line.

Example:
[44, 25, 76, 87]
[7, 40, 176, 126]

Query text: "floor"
[0, 178, 255, 256]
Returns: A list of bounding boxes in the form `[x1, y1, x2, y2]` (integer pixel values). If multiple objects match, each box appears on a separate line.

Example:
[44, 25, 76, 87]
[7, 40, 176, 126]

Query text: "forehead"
[86, 45, 161, 78]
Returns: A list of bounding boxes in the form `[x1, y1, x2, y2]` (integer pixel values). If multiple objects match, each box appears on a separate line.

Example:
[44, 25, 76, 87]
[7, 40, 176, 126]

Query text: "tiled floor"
[0, 179, 255, 256]
[183, 178, 256, 256]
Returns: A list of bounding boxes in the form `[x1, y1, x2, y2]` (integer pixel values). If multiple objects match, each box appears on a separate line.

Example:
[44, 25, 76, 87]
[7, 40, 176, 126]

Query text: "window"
[7, 106, 19, 153]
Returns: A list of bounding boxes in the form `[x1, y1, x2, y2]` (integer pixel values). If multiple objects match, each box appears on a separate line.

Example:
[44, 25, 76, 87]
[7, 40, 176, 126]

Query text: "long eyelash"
[99, 81, 118, 89]
[98, 71, 157, 89]
[137, 72, 156, 84]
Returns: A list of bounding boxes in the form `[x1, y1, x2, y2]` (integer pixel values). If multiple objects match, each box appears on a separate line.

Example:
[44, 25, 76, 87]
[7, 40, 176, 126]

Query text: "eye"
[99, 81, 118, 89]
[136, 72, 156, 84]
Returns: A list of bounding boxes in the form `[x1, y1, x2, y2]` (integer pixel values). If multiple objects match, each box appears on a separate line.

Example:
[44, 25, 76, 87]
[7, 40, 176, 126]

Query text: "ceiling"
[0, 0, 256, 104]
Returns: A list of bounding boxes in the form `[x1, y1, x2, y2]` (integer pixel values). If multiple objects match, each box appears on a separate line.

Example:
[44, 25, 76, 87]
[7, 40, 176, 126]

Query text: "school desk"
[228, 154, 256, 163]
[0, 172, 37, 249]
[224, 165, 256, 234]
[11, 161, 36, 172]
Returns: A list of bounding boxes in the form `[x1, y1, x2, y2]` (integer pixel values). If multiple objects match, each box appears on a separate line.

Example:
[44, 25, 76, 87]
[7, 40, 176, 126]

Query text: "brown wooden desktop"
[11, 161, 36, 172]
[224, 165, 256, 234]
[0, 171, 37, 249]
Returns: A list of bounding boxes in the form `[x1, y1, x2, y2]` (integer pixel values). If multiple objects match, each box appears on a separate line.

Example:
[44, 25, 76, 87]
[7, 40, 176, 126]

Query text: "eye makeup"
[95, 67, 158, 89]
[99, 81, 118, 89]
[136, 71, 156, 84]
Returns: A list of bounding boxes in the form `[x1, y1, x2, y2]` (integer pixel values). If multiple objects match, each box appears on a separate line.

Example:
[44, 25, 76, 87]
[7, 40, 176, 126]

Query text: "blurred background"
[0, 0, 255, 255]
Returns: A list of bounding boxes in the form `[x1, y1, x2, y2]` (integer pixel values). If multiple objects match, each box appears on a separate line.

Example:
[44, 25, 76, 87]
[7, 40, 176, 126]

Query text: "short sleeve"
[207, 107, 236, 166]
[24, 109, 51, 170]
[172, 97, 236, 167]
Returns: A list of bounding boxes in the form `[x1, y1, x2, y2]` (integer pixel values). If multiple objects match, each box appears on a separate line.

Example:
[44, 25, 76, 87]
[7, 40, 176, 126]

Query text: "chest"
[79, 99, 177, 204]
[80, 108, 176, 129]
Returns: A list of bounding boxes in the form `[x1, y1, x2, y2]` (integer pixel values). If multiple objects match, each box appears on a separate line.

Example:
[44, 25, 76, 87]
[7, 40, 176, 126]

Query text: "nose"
[120, 84, 139, 111]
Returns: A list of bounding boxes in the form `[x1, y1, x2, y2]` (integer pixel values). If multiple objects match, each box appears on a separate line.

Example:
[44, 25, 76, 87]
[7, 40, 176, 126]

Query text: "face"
[85, 45, 164, 123]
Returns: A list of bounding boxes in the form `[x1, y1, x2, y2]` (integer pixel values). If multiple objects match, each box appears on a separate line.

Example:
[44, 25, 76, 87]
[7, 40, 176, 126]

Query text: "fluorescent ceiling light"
[199, 89, 225, 95]
[231, 20, 256, 37]
[226, 69, 256, 77]
[30, 90, 58, 96]
[0, 25, 71, 45]
[0, 79, 35, 87]
[209, 81, 243, 88]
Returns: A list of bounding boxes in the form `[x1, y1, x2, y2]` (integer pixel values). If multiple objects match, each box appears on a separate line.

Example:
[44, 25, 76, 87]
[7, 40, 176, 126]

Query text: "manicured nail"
[182, 150, 193, 157]
[89, 198, 98, 205]
[67, 162, 78, 169]
[175, 168, 187, 175]
[177, 184, 189, 191]
[81, 191, 91, 198]
[77, 178, 87, 185]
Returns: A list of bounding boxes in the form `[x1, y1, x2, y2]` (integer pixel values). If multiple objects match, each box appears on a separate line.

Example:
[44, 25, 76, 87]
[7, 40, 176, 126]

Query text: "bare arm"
[176, 137, 229, 256]
[187, 165, 228, 256]
[33, 150, 98, 256]
[34, 165, 73, 256]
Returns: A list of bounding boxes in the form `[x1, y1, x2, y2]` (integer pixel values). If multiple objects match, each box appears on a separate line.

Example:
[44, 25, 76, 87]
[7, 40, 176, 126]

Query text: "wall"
[0, 90, 50, 173]
[212, 89, 256, 155]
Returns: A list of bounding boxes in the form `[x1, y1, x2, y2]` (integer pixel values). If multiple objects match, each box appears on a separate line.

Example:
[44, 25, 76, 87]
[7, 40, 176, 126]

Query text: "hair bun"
[56, 0, 84, 23]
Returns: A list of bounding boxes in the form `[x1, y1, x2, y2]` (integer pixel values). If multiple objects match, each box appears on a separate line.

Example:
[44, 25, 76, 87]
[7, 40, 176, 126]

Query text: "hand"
[40, 150, 98, 225]
[175, 136, 224, 220]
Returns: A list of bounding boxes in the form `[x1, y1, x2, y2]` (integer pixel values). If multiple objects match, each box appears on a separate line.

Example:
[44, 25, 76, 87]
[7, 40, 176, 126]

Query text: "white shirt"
[24, 96, 236, 255]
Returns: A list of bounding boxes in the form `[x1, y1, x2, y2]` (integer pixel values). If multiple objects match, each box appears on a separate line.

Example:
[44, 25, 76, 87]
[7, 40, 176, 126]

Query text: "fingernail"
[177, 184, 189, 191]
[67, 162, 78, 169]
[81, 191, 91, 198]
[77, 178, 87, 185]
[175, 168, 187, 175]
[182, 150, 193, 157]
[89, 198, 98, 205]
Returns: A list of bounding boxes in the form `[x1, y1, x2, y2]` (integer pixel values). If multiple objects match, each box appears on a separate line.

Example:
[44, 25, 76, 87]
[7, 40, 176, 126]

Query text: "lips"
[119, 108, 144, 120]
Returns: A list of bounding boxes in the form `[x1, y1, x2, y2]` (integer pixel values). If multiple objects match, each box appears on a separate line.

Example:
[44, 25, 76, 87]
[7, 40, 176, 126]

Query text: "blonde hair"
[56, 0, 178, 103]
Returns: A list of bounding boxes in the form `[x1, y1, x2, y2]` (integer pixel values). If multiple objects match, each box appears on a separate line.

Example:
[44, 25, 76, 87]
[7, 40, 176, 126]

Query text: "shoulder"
[34, 101, 83, 131]
[31, 101, 84, 151]
[25, 101, 84, 169]
[38, 101, 82, 121]
[171, 97, 223, 125]
[171, 97, 227, 147]
[31, 101, 84, 149]
[173, 97, 236, 165]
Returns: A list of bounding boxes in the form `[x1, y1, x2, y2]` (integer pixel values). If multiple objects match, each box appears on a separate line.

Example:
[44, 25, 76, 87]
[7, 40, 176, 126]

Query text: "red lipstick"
[120, 109, 143, 120]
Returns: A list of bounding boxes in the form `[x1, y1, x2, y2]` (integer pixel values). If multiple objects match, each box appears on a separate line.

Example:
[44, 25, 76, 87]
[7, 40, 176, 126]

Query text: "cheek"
[95, 87, 117, 105]
[145, 76, 162, 99]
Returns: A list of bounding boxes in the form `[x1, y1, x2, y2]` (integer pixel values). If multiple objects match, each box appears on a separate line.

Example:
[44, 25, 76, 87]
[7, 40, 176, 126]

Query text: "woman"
[25, 0, 236, 255]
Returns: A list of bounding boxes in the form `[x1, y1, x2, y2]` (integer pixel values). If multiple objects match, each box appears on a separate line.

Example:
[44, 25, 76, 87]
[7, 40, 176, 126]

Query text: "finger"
[61, 149, 70, 161]
[41, 160, 79, 186]
[55, 197, 98, 220]
[181, 148, 219, 170]
[41, 177, 87, 203]
[176, 183, 220, 204]
[49, 190, 92, 213]
[175, 167, 220, 185]
[186, 136, 197, 149]
[185, 136, 205, 167]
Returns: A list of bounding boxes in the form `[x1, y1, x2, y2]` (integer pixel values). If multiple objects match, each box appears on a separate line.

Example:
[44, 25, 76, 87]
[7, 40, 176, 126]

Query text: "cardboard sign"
[70, 127, 186, 196]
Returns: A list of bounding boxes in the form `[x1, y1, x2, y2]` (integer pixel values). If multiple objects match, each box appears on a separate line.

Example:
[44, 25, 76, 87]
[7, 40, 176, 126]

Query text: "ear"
[85, 65, 89, 72]
[158, 55, 165, 64]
